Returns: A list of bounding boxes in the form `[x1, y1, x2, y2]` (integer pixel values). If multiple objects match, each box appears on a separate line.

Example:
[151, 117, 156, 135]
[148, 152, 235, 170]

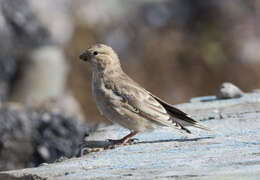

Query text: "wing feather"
[109, 78, 190, 133]
[148, 91, 211, 131]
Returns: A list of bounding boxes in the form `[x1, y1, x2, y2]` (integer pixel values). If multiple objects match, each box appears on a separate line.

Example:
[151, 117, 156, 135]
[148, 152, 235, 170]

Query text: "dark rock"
[0, 0, 51, 103]
[0, 104, 36, 170]
[0, 57, 17, 103]
[0, 103, 88, 171]
[32, 109, 88, 166]
[1, 0, 50, 52]
[0, 2, 83, 170]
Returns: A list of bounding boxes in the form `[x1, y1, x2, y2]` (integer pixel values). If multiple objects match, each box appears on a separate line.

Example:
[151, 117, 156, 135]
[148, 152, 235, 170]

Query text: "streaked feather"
[106, 73, 208, 133]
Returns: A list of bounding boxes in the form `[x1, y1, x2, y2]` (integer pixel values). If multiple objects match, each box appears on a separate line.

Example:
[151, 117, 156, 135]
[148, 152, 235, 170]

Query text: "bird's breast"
[92, 74, 122, 116]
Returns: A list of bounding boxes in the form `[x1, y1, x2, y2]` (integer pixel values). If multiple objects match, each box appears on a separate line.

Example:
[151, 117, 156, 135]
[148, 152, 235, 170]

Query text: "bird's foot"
[107, 138, 138, 148]
[107, 138, 138, 145]
[106, 131, 139, 148]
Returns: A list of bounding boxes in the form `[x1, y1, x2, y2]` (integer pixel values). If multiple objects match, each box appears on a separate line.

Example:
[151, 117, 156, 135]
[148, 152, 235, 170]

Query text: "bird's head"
[79, 44, 121, 72]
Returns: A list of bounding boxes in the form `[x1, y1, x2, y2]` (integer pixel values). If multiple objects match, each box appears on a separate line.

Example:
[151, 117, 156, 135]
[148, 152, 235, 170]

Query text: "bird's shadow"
[137, 136, 214, 144]
[77, 136, 214, 156]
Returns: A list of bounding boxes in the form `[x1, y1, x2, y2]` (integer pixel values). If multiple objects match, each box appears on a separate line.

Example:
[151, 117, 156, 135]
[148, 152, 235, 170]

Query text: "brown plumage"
[79, 44, 210, 144]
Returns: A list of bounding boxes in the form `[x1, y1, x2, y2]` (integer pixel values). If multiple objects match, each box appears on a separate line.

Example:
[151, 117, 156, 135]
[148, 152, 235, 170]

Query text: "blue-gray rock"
[1, 92, 260, 179]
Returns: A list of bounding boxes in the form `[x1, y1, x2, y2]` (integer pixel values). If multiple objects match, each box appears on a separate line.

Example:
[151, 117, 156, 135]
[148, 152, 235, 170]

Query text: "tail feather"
[172, 115, 211, 131]
[150, 94, 211, 132]
[174, 120, 192, 134]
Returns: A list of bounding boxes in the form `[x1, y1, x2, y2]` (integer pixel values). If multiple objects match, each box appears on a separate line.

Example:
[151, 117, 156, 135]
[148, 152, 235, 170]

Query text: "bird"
[79, 44, 210, 145]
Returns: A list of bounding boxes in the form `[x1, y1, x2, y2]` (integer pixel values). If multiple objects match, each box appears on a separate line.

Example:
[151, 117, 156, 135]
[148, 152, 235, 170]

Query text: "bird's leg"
[108, 131, 138, 145]
[120, 131, 138, 144]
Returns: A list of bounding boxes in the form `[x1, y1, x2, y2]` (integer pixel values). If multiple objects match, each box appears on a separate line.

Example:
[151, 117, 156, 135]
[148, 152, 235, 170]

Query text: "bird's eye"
[93, 51, 98, 56]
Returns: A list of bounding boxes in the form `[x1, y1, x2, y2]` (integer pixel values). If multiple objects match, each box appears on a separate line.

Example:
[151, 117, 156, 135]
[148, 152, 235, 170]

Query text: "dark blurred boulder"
[0, 58, 17, 103]
[0, 104, 36, 170]
[0, 0, 51, 103]
[0, 103, 88, 171]
[0, 0, 74, 105]
[1, 0, 50, 50]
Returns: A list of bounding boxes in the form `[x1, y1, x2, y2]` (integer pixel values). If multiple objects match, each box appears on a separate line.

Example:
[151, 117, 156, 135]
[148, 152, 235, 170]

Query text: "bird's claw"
[107, 138, 139, 146]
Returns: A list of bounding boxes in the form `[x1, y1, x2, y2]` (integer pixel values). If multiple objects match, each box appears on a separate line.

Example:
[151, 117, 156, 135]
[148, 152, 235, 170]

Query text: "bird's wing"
[146, 91, 211, 131]
[109, 76, 192, 133]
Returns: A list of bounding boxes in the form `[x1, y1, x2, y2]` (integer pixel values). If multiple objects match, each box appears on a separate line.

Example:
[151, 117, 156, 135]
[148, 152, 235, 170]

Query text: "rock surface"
[0, 103, 88, 171]
[1, 92, 260, 179]
[216, 82, 244, 99]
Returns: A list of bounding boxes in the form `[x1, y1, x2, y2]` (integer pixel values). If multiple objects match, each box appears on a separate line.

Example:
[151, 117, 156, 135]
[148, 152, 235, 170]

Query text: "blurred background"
[1, 0, 260, 170]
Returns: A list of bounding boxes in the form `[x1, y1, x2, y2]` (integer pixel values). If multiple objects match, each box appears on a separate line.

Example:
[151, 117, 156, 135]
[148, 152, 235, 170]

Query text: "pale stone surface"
[1, 93, 260, 179]
[216, 82, 244, 99]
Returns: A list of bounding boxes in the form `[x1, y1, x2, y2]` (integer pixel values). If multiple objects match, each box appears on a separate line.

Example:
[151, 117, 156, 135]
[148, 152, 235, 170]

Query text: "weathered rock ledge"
[1, 92, 260, 179]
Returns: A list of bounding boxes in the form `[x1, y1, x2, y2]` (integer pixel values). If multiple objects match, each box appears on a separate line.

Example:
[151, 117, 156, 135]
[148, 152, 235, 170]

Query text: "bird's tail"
[151, 94, 211, 132]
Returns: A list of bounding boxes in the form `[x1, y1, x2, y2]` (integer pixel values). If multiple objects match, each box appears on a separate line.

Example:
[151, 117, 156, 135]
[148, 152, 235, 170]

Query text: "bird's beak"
[79, 50, 90, 61]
